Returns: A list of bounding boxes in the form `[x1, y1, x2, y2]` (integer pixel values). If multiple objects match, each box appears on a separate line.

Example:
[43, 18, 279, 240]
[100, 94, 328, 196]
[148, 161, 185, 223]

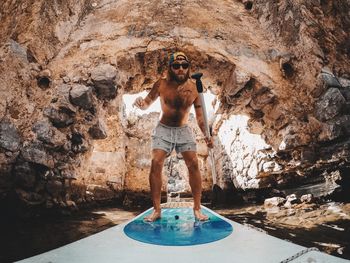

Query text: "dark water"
[0, 208, 140, 263]
[221, 209, 350, 260]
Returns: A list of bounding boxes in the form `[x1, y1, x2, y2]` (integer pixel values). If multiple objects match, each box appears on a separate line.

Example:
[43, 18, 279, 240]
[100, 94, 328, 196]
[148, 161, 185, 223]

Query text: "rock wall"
[0, 0, 349, 213]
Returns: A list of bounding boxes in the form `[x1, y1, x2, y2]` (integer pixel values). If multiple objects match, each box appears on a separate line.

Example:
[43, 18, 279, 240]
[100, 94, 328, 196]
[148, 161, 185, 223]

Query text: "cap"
[169, 52, 189, 65]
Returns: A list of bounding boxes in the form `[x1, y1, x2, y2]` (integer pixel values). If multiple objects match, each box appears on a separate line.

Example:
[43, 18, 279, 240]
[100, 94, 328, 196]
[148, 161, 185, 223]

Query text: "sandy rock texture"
[0, 0, 349, 212]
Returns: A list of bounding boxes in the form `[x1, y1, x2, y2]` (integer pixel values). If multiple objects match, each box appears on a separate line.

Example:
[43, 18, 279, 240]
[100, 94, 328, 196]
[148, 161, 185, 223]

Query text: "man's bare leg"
[181, 151, 209, 221]
[144, 149, 168, 222]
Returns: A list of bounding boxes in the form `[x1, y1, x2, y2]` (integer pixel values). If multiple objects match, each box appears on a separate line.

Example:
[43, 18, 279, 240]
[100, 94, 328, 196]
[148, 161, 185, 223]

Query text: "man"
[133, 51, 213, 222]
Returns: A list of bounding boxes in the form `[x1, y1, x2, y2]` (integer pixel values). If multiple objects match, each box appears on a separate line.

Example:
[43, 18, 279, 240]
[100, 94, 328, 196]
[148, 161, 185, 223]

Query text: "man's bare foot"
[144, 210, 161, 222]
[193, 209, 209, 221]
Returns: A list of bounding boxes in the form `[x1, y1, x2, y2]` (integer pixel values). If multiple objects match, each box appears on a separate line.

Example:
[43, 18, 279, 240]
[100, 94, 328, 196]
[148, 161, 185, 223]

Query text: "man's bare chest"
[160, 84, 195, 110]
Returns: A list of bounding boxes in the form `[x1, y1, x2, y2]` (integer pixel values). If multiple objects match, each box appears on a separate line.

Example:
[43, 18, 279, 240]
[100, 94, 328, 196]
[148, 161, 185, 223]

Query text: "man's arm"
[193, 96, 206, 136]
[193, 94, 214, 148]
[133, 79, 161, 110]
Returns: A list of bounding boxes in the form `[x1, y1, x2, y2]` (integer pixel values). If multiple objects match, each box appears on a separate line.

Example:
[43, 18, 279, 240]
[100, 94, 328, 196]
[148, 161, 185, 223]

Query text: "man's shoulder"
[187, 79, 198, 92]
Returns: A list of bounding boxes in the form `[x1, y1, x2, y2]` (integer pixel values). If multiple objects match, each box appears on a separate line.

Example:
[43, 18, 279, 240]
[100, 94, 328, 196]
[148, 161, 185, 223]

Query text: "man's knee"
[151, 156, 165, 171]
[185, 156, 199, 172]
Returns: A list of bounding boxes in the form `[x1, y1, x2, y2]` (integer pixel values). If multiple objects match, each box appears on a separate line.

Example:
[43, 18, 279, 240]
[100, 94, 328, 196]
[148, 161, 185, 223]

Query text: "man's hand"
[133, 97, 148, 110]
[204, 136, 214, 148]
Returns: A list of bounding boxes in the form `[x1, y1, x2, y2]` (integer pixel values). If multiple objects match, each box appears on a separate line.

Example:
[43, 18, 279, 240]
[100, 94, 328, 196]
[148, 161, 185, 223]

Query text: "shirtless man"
[133, 52, 213, 222]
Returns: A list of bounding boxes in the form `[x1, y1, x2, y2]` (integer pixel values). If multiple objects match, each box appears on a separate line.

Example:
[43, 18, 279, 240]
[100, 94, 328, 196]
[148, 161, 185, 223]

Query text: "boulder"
[32, 120, 66, 147]
[339, 77, 350, 88]
[286, 194, 298, 204]
[15, 188, 45, 206]
[318, 115, 350, 142]
[69, 84, 93, 110]
[0, 121, 21, 152]
[264, 197, 286, 208]
[339, 87, 350, 101]
[88, 119, 108, 139]
[70, 132, 90, 153]
[315, 88, 346, 121]
[90, 64, 118, 99]
[223, 70, 251, 98]
[318, 121, 343, 142]
[55, 84, 77, 114]
[332, 115, 350, 136]
[300, 194, 314, 203]
[43, 107, 75, 128]
[46, 180, 63, 196]
[21, 141, 54, 168]
[319, 68, 342, 88]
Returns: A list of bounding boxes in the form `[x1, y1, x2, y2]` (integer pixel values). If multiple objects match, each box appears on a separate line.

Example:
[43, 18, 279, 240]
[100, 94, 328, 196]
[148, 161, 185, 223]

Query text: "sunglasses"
[171, 63, 190, 70]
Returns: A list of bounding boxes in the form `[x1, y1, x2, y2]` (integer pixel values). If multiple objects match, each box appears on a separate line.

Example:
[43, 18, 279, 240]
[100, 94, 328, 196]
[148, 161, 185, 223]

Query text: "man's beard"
[169, 68, 190, 84]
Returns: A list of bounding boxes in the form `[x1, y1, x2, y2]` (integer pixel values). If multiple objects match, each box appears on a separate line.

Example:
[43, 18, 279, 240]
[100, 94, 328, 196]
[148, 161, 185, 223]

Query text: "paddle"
[191, 73, 222, 203]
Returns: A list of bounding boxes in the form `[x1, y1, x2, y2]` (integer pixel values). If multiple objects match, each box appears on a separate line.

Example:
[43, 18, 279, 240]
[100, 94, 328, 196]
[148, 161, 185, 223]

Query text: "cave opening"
[74, 49, 282, 208]
[244, 1, 253, 11]
[281, 62, 295, 78]
[37, 76, 51, 89]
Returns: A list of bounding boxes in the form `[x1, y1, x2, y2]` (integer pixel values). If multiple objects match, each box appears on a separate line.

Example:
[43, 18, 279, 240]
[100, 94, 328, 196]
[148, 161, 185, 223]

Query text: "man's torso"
[158, 78, 198, 127]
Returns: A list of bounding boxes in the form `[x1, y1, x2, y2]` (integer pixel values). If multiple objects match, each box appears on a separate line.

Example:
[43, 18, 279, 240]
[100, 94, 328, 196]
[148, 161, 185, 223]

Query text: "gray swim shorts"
[151, 122, 197, 154]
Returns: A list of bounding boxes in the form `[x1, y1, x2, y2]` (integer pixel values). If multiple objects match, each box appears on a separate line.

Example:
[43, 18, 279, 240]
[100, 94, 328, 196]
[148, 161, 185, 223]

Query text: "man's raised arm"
[133, 79, 161, 110]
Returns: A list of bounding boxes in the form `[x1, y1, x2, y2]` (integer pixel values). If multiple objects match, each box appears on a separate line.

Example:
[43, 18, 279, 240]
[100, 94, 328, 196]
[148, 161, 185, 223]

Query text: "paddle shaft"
[198, 94, 217, 185]
[192, 73, 217, 185]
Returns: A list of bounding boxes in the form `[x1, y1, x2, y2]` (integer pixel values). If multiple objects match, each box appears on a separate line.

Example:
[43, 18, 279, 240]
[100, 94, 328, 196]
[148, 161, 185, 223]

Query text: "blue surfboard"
[123, 206, 233, 246]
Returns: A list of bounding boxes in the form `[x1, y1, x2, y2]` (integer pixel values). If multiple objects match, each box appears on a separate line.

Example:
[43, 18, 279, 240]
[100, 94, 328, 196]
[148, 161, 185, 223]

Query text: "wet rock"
[45, 199, 54, 208]
[88, 119, 108, 139]
[69, 84, 93, 110]
[339, 87, 350, 101]
[339, 77, 350, 88]
[301, 148, 317, 164]
[32, 120, 66, 147]
[14, 162, 36, 188]
[315, 88, 346, 121]
[15, 188, 45, 206]
[90, 64, 118, 99]
[86, 184, 116, 201]
[46, 180, 63, 196]
[66, 200, 78, 211]
[264, 197, 286, 208]
[320, 68, 342, 88]
[301, 194, 314, 203]
[0, 121, 21, 152]
[21, 141, 54, 168]
[123, 194, 132, 208]
[286, 194, 298, 204]
[43, 107, 75, 128]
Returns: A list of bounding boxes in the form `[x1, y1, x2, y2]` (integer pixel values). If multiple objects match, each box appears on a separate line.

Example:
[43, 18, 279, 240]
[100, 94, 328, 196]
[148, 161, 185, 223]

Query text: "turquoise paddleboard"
[124, 206, 233, 246]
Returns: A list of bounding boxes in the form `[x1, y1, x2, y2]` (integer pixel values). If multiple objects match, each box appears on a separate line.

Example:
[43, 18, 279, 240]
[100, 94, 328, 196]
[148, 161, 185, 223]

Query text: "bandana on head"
[169, 52, 189, 65]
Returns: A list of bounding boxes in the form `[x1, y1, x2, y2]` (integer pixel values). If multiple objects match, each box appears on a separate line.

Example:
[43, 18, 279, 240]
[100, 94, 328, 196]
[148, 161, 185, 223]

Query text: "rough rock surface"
[0, 0, 349, 213]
